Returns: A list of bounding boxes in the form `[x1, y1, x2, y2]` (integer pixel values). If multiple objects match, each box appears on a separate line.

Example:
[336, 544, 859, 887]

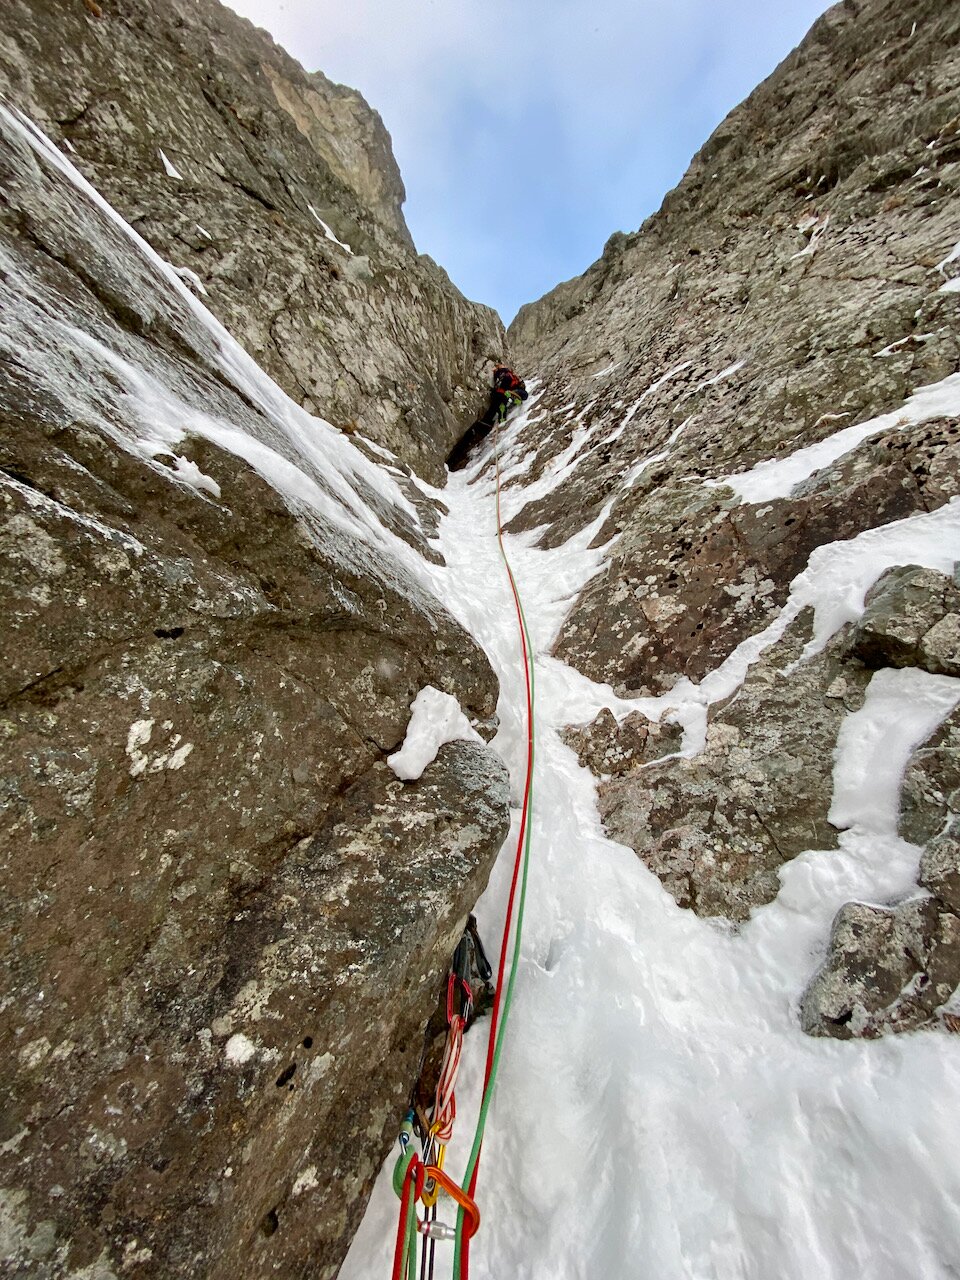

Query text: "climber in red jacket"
[484, 364, 529, 426]
[448, 364, 529, 470]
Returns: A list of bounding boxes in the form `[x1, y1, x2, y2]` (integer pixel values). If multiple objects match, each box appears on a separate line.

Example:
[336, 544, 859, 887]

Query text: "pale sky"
[225, 1, 835, 321]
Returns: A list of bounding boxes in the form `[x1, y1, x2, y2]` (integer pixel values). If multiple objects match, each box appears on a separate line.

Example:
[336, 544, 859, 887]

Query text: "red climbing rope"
[390, 415, 537, 1280]
[457, 420, 537, 1280]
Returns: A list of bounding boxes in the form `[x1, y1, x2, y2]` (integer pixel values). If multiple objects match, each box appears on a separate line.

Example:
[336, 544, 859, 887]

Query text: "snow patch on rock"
[388, 686, 484, 782]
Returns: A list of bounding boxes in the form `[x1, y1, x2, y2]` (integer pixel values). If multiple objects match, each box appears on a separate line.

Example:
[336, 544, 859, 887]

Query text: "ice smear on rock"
[388, 687, 484, 782]
[0, 107, 441, 610]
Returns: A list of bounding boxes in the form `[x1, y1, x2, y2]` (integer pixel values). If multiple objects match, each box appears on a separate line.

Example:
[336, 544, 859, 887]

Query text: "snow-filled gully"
[345, 403, 960, 1280]
[13, 105, 959, 1277]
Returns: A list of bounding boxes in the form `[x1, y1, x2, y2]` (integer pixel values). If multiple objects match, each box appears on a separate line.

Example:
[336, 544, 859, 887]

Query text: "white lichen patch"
[149, 738, 193, 772]
[84, 1128, 128, 1162]
[125, 720, 194, 777]
[640, 594, 686, 625]
[292, 1165, 319, 1196]
[0, 1186, 59, 1264]
[17, 1038, 51, 1070]
[126, 719, 155, 776]
[0, 1127, 30, 1156]
[92, 546, 133, 579]
[224, 1033, 257, 1065]
[228, 977, 277, 1023]
[122, 1240, 154, 1270]
[0, 514, 68, 578]
[304, 1052, 334, 1086]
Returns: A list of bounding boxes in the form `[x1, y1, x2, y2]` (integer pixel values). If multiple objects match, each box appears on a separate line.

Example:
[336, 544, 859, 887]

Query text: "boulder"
[800, 897, 960, 1039]
[847, 563, 960, 676]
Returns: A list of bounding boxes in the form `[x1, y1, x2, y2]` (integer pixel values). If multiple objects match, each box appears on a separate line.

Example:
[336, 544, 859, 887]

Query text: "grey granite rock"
[848, 563, 960, 675]
[500, 0, 960, 954]
[800, 897, 960, 1039]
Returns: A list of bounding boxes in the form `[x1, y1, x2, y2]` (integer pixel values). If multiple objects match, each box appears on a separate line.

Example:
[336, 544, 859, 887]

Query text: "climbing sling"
[390, 414, 537, 1280]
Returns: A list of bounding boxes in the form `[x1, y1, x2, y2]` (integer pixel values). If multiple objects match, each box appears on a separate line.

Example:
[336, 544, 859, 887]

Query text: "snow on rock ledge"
[389, 685, 486, 781]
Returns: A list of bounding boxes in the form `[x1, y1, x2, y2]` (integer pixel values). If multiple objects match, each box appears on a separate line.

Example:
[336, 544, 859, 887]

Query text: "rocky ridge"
[507, 0, 960, 1036]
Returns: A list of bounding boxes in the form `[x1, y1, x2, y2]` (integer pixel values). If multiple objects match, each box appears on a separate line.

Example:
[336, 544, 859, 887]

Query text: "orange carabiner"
[422, 1163, 481, 1238]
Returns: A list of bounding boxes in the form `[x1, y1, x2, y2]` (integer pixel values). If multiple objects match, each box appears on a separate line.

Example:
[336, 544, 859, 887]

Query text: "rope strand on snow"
[390, 414, 536, 1280]
[453, 417, 537, 1280]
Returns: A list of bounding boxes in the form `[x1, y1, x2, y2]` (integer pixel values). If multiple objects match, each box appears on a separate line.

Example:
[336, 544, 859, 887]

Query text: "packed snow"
[158, 148, 182, 180]
[388, 686, 485, 781]
[344, 396, 960, 1280]
[791, 212, 829, 259]
[830, 668, 960, 835]
[713, 370, 960, 504]
[874, 332, 935, 357]
[170, 263, 208, 295]
[307, 204, 354, 254]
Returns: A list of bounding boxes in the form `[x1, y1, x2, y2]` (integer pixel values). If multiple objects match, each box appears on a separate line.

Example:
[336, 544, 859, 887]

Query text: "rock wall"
[0, 0, 504, 485]
[0, 15, 509, 1276]
[508, 0, 960, 1032]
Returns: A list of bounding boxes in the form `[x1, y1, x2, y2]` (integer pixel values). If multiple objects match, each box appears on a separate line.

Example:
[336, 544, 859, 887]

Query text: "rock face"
[0, 35, 509, 1280]
[507, 0, 960, 1031]
[799, 896, 960, 1038]
[849, 563, 960, 675]
[0, 0, 504, 485]
[591, 616, 873, 920]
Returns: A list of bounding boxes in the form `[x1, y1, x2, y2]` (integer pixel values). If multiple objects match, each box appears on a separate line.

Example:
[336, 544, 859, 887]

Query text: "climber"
[485, 363, 529, 425]
[447, 363, 529, 471]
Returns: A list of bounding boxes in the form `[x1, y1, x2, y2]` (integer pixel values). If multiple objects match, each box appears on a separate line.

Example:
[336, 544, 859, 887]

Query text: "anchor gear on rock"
[397, 916, 495, 1280]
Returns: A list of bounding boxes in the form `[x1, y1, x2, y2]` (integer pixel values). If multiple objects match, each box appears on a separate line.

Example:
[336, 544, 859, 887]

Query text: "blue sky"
[226, 1, 835, 322]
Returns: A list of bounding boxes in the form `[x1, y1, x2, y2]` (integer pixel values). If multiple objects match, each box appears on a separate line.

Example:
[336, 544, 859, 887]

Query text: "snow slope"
[344, 399, 960, 1280]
